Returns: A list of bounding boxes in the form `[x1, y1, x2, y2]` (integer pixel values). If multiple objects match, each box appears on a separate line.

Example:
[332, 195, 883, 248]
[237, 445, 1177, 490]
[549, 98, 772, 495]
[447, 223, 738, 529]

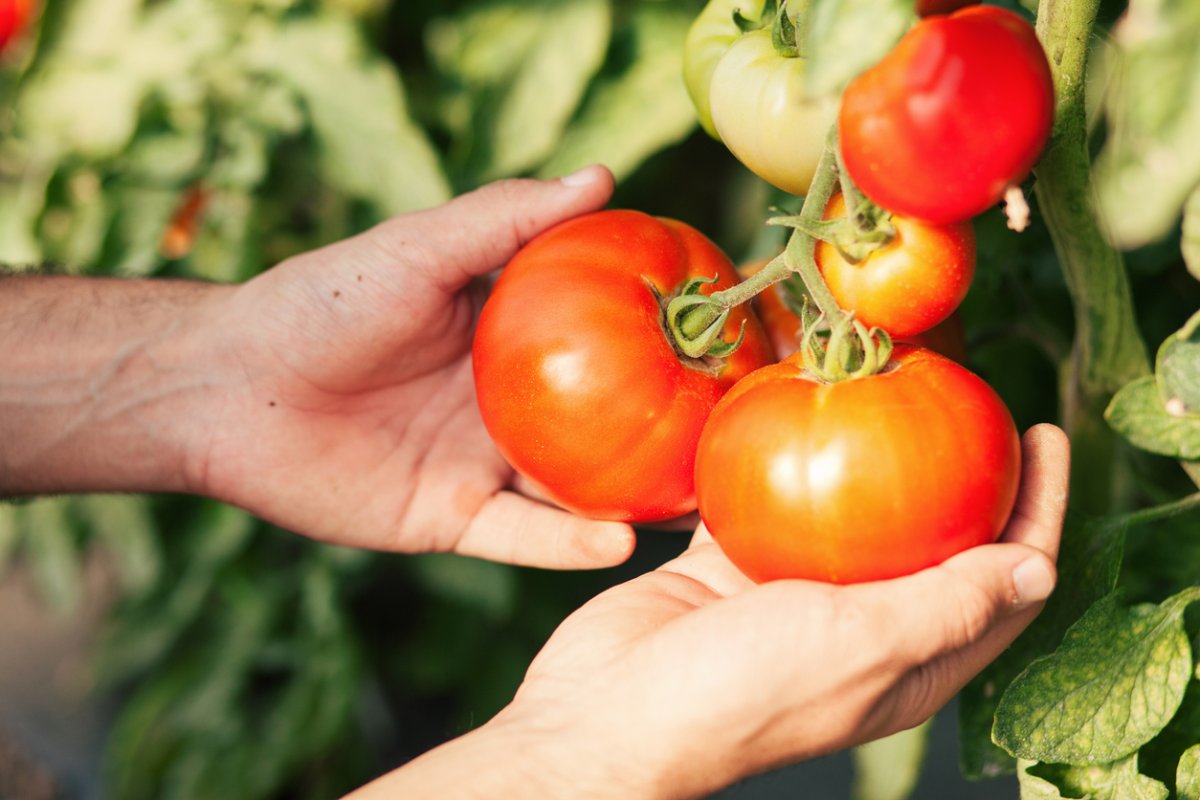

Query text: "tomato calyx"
[800, 312, 894, 383]
[661, 275, 748, 361]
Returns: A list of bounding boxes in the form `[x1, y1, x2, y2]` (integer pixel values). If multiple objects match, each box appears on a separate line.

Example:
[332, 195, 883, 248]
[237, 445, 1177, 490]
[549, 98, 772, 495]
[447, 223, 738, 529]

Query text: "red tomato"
[695, 345, 1020, 583]
[738, 259, 968, 362]
[0, 0, 35, 53]
[915, 0, 979, 16]
[474, 210, 773, 522]
[839, 6, 1053, 225]
[816, 193, 975, 339]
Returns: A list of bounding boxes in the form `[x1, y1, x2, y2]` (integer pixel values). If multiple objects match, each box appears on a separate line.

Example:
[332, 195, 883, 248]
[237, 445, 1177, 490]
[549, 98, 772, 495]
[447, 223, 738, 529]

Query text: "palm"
[191, 172, 635, 567]
[508, 426, 1069, 796]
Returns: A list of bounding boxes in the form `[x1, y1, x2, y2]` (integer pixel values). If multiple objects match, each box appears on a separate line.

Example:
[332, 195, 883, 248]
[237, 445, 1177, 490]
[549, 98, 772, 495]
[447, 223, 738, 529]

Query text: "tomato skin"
[695, 345, 1020, 584]
[839, 6, 1054, 224]
[0, 0, 34, 53]
[816, 193, 975, 338]
[473, 210, 773, 523]
[915, 0, 979, 17]
[738, 259, 968, 362]
[708, 29, 838, 195]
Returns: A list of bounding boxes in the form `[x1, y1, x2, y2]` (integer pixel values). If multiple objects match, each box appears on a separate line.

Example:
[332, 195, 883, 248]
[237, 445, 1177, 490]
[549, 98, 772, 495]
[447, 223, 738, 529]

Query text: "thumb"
[850, 541, 1057, 669]
[372, 165, 615, 291]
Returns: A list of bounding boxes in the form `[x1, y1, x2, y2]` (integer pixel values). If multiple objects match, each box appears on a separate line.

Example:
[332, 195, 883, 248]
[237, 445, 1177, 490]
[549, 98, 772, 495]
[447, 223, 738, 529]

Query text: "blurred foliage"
[2, 0, 1200, 798]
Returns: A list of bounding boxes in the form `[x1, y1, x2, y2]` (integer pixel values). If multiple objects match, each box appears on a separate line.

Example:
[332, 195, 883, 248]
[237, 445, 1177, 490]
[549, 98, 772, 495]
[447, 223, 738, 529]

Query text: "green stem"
[779, 143, 843, 320]
[1110, 490, 1200, 529]
[677, 135, 844, 343]
[1034, 0, 1150, 513]
[1033, 0, 1149, 400]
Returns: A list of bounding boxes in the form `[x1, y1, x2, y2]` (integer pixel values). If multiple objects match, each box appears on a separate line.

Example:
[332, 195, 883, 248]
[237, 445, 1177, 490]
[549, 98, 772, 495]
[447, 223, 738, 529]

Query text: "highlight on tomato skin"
[473, 209, 774, 524]
[694, 345, 1021, 584]
[838, 5, 1054, 225]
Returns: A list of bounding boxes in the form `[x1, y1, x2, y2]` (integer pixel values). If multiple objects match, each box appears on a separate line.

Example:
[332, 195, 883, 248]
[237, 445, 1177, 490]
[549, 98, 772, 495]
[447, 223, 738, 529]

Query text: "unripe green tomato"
[709, 29, 838, 195]
[682, 0, 767, 139]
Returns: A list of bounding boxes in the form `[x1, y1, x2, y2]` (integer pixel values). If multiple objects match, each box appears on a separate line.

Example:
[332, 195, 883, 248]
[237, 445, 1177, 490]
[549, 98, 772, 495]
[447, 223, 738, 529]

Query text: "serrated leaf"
[253, 14, 450, 214]
[804, 0, 914, 98]
[1180, 744, 1200, 800]
[851, 719, 930, 800]
[995, 590, 1199, 764]
[1106, 375, 1200, 459]
[1019, 755, 1169, 800]
[538, 4, 696, 182]
[1093, 0, 1200, 248]
[428, 0, 611, 181]
[1156, 311, 1200, 414]
[960, 512, 1126, 778]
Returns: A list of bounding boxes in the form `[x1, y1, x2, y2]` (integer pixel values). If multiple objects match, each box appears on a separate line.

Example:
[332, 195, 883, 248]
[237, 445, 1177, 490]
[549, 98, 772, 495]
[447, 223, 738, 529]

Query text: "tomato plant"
[0, 0, 34, 52]
[816, 193, 975, 338]
[684, 0, 836, 195]
[695, 345, 1020, 584]
[473, 209, 773, 523]
[838, 6, 1054, 224]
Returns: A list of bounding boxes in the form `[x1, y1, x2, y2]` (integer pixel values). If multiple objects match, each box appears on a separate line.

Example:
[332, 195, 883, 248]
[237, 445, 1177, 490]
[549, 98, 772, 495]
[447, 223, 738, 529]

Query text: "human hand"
[356, 424, 1068, 798]
[188, 167, 635, 568]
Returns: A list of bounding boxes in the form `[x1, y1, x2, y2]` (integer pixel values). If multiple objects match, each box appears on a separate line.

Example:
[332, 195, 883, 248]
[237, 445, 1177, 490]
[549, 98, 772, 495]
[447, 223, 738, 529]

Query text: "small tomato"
[816, 193, 975, 339]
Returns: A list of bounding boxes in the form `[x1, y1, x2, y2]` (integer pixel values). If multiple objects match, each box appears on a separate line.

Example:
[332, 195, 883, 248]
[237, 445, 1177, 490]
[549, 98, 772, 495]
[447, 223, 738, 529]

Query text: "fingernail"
[560, 166, 599, 187]
[1012, 557, 1055, 608]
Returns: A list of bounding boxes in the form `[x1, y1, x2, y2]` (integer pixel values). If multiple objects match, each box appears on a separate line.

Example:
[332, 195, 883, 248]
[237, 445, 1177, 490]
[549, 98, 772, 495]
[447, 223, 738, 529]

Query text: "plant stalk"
[1034, 0, 1150, 511]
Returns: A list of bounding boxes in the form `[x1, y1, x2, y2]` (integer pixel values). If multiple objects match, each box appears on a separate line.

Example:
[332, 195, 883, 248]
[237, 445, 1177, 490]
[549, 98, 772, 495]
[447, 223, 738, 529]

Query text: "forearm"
[0, 273, 235, 496]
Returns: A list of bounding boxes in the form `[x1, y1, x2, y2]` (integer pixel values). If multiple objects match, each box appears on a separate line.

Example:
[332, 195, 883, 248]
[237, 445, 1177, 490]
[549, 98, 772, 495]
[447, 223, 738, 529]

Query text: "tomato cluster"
[473, 0, 1048, 585]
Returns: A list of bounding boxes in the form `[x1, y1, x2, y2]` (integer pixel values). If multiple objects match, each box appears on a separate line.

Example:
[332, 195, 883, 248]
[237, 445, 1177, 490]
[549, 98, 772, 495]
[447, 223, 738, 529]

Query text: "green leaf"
[538, 4, 697, 182]
[22, 498, 82, 613]
[1156, 311, 1200, 414]
[408, 553, 516, 619]
[960, 512, 1126, 778]
[851, 719, 930, 800]
[1093, 0, 1200, 249]
[1179, 744, 1200, 800]
[0, 503, 21, 578]
[79, 494, 161, 596]
[994, 589, 1200, 764]
[804, 0, 914, 98]
[427, 0, 612, 181]
[1106, 375, 1200, 459]
[1183, 185, 1200, 282]
[254, 14, 451, 213]
[1018, 755, 1169, 800]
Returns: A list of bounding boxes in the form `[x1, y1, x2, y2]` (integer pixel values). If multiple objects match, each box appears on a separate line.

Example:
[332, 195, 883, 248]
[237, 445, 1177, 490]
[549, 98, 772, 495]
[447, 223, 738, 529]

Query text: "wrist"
[0, 275, 238, 496]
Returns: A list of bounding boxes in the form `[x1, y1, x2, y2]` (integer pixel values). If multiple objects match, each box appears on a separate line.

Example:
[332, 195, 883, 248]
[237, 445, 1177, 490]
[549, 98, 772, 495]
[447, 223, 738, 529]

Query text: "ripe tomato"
[474, 210, 773, 523]
[839, 6, 1053, 225]
[915, 0, 979, 16]
[816, 193, 975, 338]
[738, 259, 968, 362]
[695, 345, 1020, 583]
[0, 0, 34, 53]
[684, 0, 837, 195]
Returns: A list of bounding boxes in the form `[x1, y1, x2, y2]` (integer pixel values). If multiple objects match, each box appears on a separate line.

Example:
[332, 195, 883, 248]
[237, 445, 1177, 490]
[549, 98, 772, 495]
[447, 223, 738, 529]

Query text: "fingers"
[1001, 423, 1070, 558]
[454, 490, 635, 570]
[377, 166, 615, 291]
